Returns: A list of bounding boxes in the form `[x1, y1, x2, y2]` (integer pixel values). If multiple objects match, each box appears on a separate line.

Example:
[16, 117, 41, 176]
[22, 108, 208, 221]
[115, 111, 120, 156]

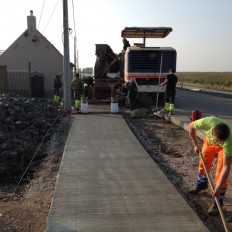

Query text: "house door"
[0, 66, 7, 94]
[31, 72, 44, 98]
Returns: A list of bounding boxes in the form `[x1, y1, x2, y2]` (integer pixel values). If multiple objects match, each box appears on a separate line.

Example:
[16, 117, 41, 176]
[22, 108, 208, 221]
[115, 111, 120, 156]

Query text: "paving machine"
[87, 27, 177, 105]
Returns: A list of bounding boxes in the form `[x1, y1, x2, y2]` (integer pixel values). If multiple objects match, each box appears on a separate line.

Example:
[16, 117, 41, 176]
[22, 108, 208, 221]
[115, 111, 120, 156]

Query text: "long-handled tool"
[198, 152, 229, 232]
[155, 52, 163, 111]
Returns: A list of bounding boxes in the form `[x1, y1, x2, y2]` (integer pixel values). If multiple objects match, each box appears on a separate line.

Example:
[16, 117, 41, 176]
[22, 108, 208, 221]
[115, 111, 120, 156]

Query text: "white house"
[0, 11, 69, 98]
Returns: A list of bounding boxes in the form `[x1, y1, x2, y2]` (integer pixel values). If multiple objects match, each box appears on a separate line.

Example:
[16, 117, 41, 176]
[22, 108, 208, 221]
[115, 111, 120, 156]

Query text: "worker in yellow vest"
[71, 73, 84, 110]
[53, 74, 62, 102]
[160, 68, 178, 115]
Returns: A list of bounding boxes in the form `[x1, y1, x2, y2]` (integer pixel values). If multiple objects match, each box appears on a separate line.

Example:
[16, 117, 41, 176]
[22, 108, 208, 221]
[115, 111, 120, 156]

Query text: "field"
[177, 72, 232, 91]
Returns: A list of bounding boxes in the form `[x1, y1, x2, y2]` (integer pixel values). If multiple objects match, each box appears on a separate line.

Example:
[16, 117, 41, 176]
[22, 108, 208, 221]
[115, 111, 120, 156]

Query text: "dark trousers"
[54, 88, 60, 96]
[72, 90, 81, 100]
[165, 90, 176, 104]
[128, 93, 136, 110]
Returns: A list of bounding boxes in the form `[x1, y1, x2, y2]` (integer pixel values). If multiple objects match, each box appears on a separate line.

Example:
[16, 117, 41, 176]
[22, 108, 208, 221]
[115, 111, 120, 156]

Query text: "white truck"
[122, 27, 177, 105]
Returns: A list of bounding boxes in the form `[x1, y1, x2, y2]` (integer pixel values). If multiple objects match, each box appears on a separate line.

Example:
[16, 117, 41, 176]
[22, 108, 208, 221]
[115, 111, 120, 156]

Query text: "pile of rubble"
[0, 93, 63, 182]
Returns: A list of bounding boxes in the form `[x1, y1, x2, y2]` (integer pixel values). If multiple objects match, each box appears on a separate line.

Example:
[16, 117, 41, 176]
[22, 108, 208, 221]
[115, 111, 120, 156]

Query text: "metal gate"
[0, 66, 7, 94]
[31, 71, 44, 98]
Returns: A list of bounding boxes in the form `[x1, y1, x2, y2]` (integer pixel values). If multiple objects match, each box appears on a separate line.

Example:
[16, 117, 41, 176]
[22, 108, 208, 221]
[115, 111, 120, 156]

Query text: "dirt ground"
[1, 111, 232, 231]
[126, 114, 232, 232]
[0, 114, 74, 232]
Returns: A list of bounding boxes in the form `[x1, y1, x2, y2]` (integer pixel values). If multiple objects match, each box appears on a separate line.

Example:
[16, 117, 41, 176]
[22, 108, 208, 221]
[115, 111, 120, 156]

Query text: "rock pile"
[0, 93, 63, 182]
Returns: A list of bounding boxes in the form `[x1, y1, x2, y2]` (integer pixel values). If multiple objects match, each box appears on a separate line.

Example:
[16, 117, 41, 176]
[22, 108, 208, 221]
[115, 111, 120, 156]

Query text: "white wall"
[0, 30, 64, 97]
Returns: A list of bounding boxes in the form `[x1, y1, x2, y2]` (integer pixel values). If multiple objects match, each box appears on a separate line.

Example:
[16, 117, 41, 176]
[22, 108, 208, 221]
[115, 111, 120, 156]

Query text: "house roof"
[0, 11, 63, 59]
[121, 27, 172, 39]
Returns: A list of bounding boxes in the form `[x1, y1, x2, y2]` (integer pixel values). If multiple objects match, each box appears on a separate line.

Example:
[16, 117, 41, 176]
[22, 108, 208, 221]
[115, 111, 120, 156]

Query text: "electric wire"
[38, 0, 46, 29]
[71, 0, 78, 69]
[94, 54, 121, 80]
[71, 0, 77, 38]
[42, 0, 61, 34]
[62, 28, 73, 44]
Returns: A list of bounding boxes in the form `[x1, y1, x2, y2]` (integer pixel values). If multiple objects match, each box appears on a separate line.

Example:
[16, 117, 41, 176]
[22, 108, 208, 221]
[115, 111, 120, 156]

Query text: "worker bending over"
[189, 116, 232, 216]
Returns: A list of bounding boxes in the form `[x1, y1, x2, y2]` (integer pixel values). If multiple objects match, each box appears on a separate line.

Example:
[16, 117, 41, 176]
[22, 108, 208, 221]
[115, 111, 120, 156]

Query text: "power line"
[71, 0, 77, 37]
[42, 0, 61, 34]
[38, 0, 46, 29]
[71, 0, 78, 69]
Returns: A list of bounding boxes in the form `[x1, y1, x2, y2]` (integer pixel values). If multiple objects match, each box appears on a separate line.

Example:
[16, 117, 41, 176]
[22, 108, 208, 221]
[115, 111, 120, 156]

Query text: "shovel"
[198, 152, 229, 232]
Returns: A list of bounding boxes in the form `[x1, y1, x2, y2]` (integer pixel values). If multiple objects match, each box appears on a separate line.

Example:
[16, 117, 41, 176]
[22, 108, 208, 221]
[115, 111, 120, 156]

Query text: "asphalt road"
[175, 88, 232, 122]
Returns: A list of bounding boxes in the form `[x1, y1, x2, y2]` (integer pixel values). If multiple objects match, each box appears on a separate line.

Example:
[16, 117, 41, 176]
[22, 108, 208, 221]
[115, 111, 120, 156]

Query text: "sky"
[0, 0, 232, 72]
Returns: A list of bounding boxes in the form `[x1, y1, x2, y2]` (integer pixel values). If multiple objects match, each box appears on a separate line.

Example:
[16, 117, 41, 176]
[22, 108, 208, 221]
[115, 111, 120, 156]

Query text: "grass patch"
[177, 72, 232, 91]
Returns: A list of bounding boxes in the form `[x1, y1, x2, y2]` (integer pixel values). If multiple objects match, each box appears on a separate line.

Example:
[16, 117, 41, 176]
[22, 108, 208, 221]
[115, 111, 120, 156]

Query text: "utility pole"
[74, 36, 77, 70]
[63, 0, 71, 112]
[76, 49, 79, 72]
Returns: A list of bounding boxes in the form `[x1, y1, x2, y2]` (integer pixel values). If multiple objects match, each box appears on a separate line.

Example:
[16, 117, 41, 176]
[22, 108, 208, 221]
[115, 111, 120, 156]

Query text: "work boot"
[53, 95, 58, 102]
[208, 192, 225, 216]
[189, 173, 208, 194]
[164, 102, 170, 112]
[208, 205, 219, 216]
[130, 110, 136, 118]
[75, 99, 81, 109]
[188, 184, 208, 194]
[169, 103, 174, 112]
